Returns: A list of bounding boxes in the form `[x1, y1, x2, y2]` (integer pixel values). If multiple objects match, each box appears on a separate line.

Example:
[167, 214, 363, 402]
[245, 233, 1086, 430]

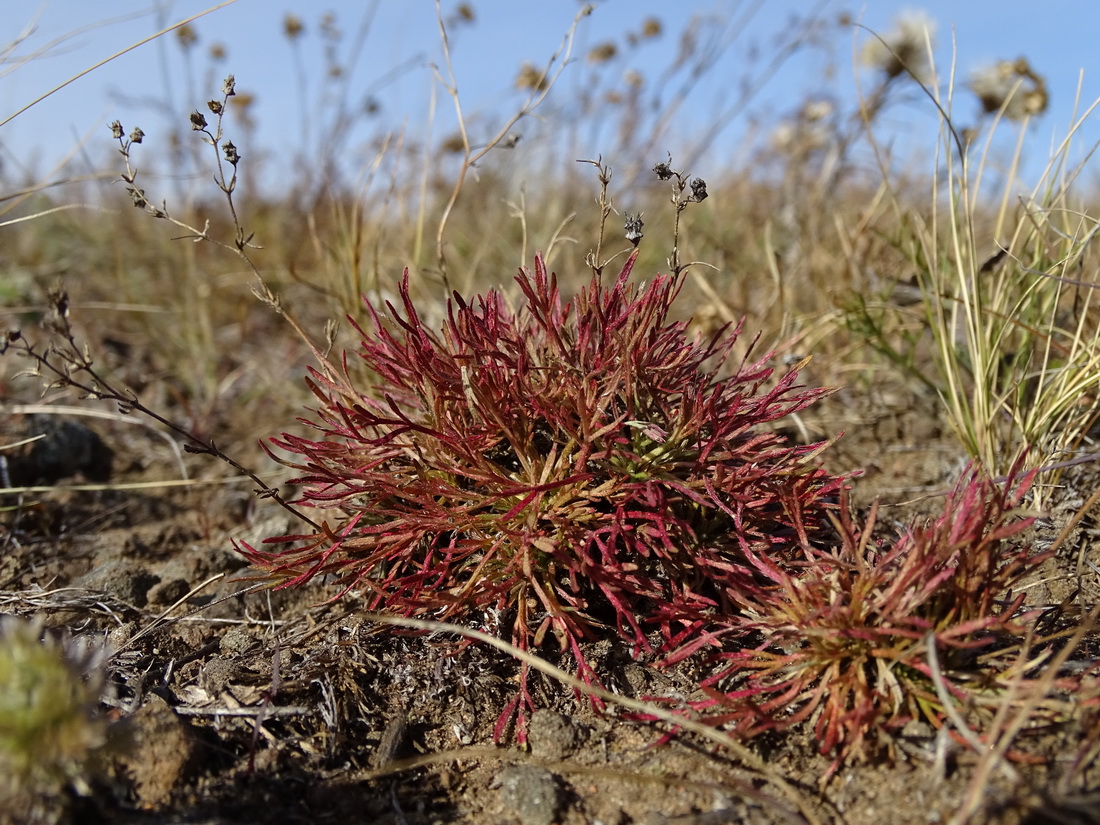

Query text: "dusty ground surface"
[2, 383, 1100, 825]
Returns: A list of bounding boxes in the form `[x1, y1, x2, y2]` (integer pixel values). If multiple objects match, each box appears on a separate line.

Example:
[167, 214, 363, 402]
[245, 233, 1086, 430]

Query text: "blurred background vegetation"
[2, 2, 1098, 500]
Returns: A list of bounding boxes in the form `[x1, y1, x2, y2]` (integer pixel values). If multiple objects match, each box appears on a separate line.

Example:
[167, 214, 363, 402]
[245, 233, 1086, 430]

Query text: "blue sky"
[3, 1, 1100, 193]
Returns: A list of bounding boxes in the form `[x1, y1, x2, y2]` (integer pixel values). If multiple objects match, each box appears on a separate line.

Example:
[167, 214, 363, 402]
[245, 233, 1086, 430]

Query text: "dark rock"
[75, 561, 159, 608]
[218, 626, 256, 657]
[6, 414, 114, 485]
[202, 656, 237, 695]
[113, 694, 197, 808]
[148, 578, 191, 606]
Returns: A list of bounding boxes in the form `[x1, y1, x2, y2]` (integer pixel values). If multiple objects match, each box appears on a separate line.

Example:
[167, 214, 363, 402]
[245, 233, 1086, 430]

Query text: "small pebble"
[528, 709, 584, 760]
[218, 626, 256, 656]
[498, 765, 561, 825]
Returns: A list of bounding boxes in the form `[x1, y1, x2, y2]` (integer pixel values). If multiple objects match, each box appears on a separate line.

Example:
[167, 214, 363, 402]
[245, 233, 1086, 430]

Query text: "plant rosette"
[240, 251, 845, 735]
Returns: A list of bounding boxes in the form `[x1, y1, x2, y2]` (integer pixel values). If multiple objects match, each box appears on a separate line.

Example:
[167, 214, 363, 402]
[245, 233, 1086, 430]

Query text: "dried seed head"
[969, 57, 1049, 119]
[689, 178, 708, 202]
[587, 42, 618, 63]
[128, 187, 148, 208]
[109, 121, 124, 140]
[176, 23, 198, 50]
[189, 111, 208, 131]
[222, 140, 240, 165]
[652, 160, 673, 180]
[128, 127, 144, 144]
[803, 99, 833, 122]
[222, 74, 236, 96]
[440, 133, 466, 154]
[516, 62, 548, 92]
[862, 11, 936, 81]
[283, 13, 304, 40]
[624, 212, 644, 246]
[48, 285, 69, 322]
[207, 99, 223, 115]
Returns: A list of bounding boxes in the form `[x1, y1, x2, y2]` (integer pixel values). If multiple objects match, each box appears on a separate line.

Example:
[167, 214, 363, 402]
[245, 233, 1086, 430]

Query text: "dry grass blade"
[950, 605, 1100, 825]
[0, 1, 241, 130]
[430, 1, 591, 288]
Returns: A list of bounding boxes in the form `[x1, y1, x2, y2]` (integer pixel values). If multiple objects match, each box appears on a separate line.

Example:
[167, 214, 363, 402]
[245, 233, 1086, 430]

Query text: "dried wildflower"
[689, 178, 708, 203]
[587, 42, 618, 63]
[652, 160, 673, 180]
[222, 141, 240, 165]
[862, 11, 936, 82]
[222, 74, 236, 97]
[109, 120, 124, 140]
[447, 3, 476, 27]
[516, 62, 548, 93]
[176, 23, 198, 50]
[641, 17, 662, 39]
[320, 12, 342, 47]
[128, 126, 144, 144]
[283, 13, 304, 40]
[207, 99, 223, 115]
[771, 123, 796, 152]
[803, 99, 833, 122]
[243, 253, 844, 738]
[969, 57, 1049, 119]
[624, 212, 644, 246]
[189, 110, 208, 131]
[440, 133, 466, 154]
[772, 100, 835, 156]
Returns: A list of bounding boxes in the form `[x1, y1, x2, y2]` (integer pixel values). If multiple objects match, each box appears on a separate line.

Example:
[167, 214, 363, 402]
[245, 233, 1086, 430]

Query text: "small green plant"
[688, 465, 1045, 771]
[241, 244, 845, 737]
[0, 617, 110, 819]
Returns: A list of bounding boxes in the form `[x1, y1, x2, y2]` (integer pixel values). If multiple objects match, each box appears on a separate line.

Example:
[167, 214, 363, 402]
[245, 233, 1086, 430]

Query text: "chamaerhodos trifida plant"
[684, 464, 1049, 769]
[240, 250, 846, 733]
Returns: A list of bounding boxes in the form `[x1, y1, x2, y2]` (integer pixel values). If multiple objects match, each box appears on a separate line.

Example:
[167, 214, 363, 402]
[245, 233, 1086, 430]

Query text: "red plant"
[691, 465, 1047, 767]
[240, 251, 844, 735]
